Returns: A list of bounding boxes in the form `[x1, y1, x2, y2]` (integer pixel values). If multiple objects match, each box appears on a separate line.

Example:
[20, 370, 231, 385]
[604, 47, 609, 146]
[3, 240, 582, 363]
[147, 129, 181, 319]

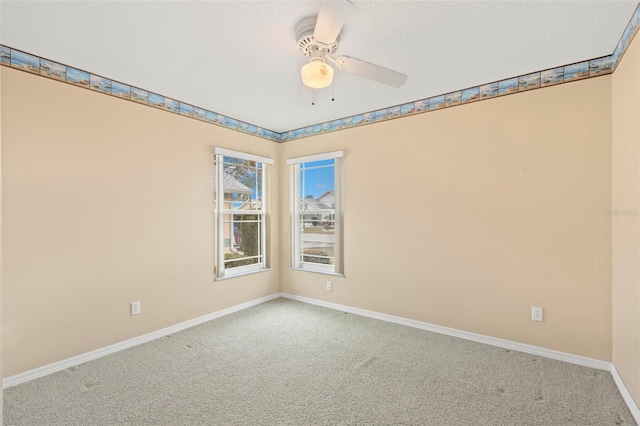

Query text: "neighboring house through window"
[288, 151, 344, 275]
[213, 147, 273, 279]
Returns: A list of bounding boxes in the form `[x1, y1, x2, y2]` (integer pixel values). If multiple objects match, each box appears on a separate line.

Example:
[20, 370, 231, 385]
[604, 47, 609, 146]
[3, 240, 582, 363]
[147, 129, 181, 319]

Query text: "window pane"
[223, 162, 261, 202]
[224, 213, 262, 269]
[300, 216, 335, 265]
[299, 159, 334, 200]
[301, 159, 334, 169]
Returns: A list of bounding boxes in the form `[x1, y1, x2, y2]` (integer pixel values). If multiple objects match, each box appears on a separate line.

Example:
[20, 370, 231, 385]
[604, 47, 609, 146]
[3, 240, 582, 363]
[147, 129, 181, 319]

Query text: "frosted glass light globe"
[301, 59, 334, 89]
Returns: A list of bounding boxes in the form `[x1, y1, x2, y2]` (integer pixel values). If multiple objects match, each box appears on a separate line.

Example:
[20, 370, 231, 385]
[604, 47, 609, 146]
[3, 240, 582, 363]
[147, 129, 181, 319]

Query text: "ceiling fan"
[296, 0, 408, 90]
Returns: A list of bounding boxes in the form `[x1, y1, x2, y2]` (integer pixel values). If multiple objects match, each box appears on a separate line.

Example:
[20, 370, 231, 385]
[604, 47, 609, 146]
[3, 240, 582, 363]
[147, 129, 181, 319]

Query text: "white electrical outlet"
[532, 306, 543, 322]
[131, 301, 141, 316]
[326, 281, 332, 291]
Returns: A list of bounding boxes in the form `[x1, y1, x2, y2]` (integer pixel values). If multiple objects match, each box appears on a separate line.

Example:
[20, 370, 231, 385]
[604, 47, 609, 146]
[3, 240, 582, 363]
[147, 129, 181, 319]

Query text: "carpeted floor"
[3, 298, 636, 425]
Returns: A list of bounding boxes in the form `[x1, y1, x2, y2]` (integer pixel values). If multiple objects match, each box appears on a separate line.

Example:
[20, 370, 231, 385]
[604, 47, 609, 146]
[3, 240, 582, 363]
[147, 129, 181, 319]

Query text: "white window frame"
[287, 150, 345, 275]
[213, 147, 273, 279]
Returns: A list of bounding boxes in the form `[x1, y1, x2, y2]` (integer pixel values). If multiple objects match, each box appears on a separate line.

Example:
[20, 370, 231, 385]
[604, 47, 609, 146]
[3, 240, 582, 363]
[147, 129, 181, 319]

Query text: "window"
[288, 151, 344, 274]
[213, 147, 273, 279]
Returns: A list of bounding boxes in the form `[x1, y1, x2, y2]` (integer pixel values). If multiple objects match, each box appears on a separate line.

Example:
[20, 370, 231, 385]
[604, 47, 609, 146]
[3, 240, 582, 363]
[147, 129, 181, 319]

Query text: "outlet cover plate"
[532, 306, 543, 322]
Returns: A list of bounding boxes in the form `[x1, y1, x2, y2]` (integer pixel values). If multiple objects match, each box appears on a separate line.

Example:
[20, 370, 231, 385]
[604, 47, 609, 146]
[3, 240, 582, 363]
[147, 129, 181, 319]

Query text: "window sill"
[216, 268, 271, 281]
[290, 267, 345, 278]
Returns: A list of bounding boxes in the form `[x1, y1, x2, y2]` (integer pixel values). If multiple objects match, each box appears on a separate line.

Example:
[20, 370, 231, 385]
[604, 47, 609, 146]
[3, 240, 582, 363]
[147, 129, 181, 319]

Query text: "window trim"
[286, 150, 345, 166]
[213, 147, 272, 279]
[213, 147, 274, 166]
[288, 150, 344, 275]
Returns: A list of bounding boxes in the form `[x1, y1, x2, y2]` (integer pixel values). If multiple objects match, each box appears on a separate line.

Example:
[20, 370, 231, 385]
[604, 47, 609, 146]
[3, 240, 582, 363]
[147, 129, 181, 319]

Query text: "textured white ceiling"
[1, 1, 637, 133]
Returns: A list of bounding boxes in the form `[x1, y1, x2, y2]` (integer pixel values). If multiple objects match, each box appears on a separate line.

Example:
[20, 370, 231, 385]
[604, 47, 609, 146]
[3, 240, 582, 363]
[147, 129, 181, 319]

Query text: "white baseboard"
[279, 293, 610, 370]
[611, 364, 640, 424]
[2, 292, 281, 389]
[280, 292, 640, 424]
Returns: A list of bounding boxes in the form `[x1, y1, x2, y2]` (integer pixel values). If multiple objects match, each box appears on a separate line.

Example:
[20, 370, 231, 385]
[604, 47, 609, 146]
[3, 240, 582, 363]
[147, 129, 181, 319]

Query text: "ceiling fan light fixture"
[301, 58, 334, 89]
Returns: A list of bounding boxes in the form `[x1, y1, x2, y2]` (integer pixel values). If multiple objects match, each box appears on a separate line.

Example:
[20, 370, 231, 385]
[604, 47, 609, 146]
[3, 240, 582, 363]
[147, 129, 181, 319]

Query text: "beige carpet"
[3, 298, 636, 425]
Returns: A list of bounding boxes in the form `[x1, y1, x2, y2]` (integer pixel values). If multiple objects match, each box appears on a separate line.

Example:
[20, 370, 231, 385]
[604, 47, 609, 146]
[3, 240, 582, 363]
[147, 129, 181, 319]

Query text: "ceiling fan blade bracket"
[334, 56, 347, 70]
[316, 40, 335, 52]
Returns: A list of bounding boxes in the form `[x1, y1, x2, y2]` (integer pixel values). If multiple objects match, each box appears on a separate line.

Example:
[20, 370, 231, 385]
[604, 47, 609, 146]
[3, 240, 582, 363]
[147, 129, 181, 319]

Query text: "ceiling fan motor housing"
[296, 15, 339, 57]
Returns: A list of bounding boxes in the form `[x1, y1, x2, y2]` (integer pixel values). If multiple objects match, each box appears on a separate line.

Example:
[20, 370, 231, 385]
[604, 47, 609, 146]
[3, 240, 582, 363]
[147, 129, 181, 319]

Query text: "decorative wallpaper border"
[1, 2, 638, 143]
[0, 45, 280, 142]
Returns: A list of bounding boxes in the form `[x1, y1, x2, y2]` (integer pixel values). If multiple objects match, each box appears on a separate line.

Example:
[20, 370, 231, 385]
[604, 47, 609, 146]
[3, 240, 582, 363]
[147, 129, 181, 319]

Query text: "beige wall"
[1, 67, 280, 377]
[613, 33, 640, 406]
[279, 76, 613, 361]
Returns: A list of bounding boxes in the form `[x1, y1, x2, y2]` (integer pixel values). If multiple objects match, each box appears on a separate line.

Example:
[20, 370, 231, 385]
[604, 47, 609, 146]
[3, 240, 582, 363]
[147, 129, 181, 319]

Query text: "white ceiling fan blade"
[314, 0, 353, 45]
[334, 56, 408, 88]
